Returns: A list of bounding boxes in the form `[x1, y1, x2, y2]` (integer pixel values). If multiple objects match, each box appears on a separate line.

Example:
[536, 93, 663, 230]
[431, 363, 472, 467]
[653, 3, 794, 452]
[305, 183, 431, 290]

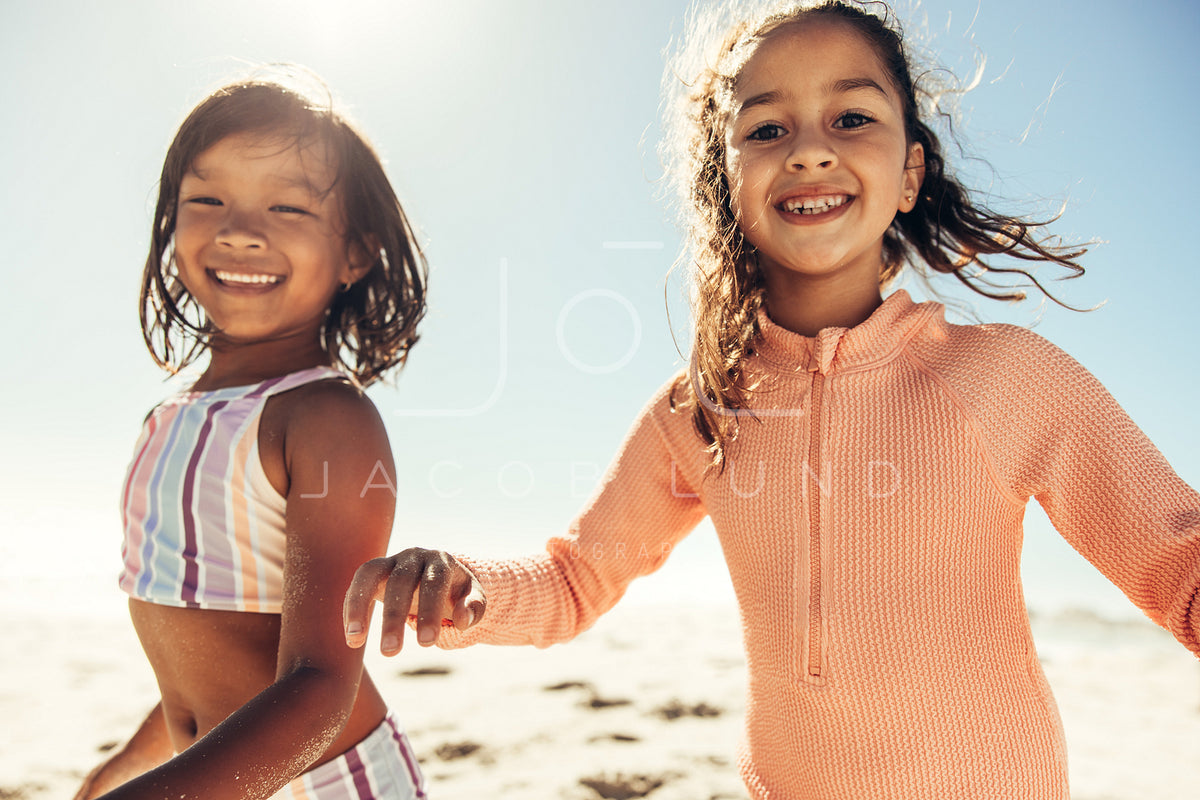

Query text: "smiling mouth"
[210, 269, 284, 286]
[779, 195, 851, 215]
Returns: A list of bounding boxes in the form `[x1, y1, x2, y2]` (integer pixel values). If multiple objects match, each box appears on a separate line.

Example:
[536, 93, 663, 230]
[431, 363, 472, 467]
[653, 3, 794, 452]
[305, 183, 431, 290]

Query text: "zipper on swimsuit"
[806, 368, 826, 679]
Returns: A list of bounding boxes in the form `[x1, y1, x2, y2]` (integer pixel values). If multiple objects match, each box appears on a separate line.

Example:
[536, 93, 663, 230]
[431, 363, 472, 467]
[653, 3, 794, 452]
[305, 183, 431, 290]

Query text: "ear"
[899, 142, 926, 213]
[342, 234, 381, 287]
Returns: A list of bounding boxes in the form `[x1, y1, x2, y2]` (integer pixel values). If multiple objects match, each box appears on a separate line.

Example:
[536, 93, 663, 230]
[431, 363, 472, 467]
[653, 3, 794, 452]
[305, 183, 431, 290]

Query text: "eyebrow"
[185, 165, 325, 196]
[272, 174, 325, 195]
[829, 77, 891, 98]
[736, 77, 891, 115]
[737, 90, 784, 114]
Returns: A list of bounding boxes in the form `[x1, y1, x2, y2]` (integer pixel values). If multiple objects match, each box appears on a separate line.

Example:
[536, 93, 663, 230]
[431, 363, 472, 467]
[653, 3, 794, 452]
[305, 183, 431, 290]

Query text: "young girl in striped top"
[343, 1, 1200, 798]
[76, 72, 428, 800]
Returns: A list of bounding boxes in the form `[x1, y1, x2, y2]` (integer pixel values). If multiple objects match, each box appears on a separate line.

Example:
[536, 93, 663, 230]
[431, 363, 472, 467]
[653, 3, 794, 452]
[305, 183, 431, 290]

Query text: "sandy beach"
[5, 602, 1198, 800]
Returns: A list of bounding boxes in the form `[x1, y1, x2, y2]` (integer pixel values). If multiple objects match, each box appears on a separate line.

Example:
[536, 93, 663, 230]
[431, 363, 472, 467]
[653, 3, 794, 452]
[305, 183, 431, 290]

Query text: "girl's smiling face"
[173, 132, 366, 348]
[724, 18, 924, 297]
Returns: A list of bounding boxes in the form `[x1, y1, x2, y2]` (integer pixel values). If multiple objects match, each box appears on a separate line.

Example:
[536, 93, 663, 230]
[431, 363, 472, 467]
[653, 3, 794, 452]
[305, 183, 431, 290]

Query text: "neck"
[762, 269, 884, 337]
[192, 335, 332, 391]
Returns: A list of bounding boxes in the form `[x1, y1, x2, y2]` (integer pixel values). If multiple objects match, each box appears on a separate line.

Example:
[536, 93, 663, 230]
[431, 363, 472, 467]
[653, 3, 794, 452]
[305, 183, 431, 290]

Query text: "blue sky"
[2, 0, 1198, 620]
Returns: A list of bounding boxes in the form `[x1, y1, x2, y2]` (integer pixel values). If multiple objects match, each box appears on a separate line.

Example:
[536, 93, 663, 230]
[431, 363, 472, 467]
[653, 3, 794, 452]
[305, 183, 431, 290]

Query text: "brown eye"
[747, 123, 785, 142]
[834, 112, 874, 130]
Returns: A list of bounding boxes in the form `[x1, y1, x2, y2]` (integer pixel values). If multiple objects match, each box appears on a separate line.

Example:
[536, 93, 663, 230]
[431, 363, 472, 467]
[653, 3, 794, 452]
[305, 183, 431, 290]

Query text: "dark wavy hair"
[141, 71, 427, 387]
[662, 0, 1088, 470]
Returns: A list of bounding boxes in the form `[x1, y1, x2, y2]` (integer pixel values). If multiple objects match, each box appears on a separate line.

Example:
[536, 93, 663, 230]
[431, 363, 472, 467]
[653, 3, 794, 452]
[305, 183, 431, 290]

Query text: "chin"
[767, 259, 852, 281]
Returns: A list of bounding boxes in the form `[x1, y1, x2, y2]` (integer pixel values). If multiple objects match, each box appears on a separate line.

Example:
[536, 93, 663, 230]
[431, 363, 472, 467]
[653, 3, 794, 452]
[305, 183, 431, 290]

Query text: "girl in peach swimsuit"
[345, 3, 1200, 798]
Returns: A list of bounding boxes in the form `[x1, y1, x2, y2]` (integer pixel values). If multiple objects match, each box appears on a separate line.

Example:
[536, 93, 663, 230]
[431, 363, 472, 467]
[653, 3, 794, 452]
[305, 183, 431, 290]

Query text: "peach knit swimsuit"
[438, 290, 1200, 799]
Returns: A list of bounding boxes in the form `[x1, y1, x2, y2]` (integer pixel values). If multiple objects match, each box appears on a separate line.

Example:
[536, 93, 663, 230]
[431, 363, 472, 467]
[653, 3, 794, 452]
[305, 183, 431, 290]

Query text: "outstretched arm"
[74, 703, 171, 800]
[344, 379, 709, 655]
[1027, 347, 1200, 652]
[97, 382, 397, 799]
[952, 327, 1200, 653]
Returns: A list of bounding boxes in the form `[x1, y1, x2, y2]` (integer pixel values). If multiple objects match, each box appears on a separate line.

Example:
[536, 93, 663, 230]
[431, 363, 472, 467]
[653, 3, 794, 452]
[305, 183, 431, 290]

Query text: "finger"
[343, 557, 394, 648]
[379, 552, 424, 656]
[451, 579, 486, 631]
[415, 557, 453, 646]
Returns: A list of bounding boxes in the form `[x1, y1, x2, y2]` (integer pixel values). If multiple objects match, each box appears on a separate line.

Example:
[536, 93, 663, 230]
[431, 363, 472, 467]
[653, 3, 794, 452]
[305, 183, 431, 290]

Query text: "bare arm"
[97, 383, 395, 799]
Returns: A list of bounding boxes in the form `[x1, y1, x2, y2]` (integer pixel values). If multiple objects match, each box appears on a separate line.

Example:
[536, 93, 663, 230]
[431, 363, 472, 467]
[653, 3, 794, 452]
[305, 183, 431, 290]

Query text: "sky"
[1, 0, 1198, 623]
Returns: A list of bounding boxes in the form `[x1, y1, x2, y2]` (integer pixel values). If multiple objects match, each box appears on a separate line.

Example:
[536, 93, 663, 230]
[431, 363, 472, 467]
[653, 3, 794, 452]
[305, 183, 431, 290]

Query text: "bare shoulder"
[259, 378, 391, 496]
[277, 379, 384, 432]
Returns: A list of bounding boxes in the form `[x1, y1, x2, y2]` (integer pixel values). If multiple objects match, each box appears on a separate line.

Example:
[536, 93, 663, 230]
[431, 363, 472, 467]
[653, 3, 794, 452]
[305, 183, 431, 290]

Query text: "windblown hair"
[662, 0, 1088, 470]
[141, 70, 427, 387]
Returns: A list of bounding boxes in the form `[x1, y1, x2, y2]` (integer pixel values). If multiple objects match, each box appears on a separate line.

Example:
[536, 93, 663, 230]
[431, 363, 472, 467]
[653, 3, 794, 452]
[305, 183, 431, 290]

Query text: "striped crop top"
[119, 366, 345, 613]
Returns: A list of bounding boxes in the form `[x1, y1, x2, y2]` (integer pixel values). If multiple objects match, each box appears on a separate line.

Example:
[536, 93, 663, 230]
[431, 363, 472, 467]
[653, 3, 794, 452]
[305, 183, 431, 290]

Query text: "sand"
[4, 603, 1198, 799]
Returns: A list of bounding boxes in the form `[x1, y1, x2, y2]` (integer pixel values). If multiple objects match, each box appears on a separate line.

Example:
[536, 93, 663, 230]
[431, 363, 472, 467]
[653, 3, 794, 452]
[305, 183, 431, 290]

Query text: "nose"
[786, 127, 837, 172]
[215, 207, 267, 249]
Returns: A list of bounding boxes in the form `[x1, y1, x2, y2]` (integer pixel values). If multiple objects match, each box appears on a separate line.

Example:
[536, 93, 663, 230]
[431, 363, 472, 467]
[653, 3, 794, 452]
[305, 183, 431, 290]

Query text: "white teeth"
[214, 270, 282, 285]
[782, 195, 849, 214]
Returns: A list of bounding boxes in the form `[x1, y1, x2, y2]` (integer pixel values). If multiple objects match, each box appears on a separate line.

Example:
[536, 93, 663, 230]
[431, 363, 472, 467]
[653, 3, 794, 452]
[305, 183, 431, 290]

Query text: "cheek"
[856, 145, 907, 204]
[171, 228, 202, 269]
[170, 248, 206, 298]
[884, 142, 911, 186]
[173, 212, 211, 256]
[318, 236, 353, 277]
[308, 219, 351, 261]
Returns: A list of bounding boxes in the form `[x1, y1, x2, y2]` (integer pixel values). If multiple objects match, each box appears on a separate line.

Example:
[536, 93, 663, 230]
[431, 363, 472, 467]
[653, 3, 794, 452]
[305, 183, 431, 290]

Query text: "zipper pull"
[806, 352, 821, 373]
[807, 332, 842, 375]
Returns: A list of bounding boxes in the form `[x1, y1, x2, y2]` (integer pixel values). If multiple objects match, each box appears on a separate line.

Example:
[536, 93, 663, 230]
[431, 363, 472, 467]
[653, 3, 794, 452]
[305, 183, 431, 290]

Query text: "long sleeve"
[421, 292, 1199, 797]
[943, 324, 1200, 653]
[436, 380, 708, 649]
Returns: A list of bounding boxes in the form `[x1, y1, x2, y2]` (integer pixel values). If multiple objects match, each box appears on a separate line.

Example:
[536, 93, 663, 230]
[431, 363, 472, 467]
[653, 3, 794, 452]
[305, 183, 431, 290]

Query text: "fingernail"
[381, 634, 399, 653]
[467, 607, 476, 627]
[346, 622, 363, 637]
[417, 627, 436, 645]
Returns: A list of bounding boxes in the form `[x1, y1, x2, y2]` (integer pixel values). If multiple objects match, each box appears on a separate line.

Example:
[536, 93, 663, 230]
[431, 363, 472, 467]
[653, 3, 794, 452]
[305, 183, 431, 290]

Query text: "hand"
[343, 548, 486, 655]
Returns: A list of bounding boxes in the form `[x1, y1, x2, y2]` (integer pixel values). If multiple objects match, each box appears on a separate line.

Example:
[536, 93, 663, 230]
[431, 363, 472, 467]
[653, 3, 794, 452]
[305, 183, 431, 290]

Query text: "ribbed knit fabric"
[437, 290, 1200, 799]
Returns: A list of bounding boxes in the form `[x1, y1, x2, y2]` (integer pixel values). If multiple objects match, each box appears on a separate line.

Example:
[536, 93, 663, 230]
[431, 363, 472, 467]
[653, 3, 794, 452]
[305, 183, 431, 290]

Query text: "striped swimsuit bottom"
[273, 713, 426, 799]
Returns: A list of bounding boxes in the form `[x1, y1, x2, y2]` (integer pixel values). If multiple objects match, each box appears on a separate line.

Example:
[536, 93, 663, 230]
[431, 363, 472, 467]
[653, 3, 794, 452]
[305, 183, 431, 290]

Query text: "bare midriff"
[128, 598, 387, 768]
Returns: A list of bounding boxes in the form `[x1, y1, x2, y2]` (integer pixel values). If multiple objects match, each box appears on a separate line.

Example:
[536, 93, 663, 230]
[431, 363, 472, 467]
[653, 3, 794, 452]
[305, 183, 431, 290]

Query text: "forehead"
[188, 131, 339, 193]
[731, 17, 894, 102]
